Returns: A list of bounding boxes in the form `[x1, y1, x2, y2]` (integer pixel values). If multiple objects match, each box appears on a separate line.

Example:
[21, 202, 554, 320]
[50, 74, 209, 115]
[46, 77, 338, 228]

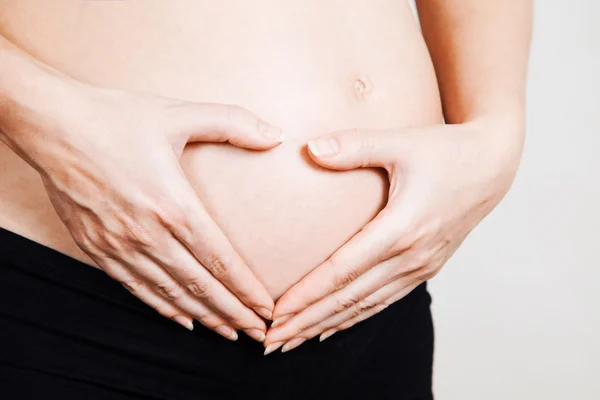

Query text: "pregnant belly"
[180, 135, 389, 299]
[0, 0, 442, 300]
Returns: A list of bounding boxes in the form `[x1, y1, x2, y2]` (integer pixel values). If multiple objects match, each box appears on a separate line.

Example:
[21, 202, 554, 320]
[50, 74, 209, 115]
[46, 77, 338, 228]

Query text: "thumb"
[175, 102, 285, 150]
[307, 128, 402, 171]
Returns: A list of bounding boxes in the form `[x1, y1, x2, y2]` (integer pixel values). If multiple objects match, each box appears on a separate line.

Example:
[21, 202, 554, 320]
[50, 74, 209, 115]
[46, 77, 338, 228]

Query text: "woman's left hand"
[263, 120, 524, 354]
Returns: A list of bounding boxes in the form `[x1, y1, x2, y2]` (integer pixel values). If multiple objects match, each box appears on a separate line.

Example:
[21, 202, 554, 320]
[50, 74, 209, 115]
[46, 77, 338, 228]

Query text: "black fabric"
[0, 226, 434, 400]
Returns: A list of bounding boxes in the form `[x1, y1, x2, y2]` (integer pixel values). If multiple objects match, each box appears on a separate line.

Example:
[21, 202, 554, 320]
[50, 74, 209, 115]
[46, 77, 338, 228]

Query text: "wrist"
[0, 51, 87, 171]
[463, 110, 525, 155]
[458, 113, 526, 193]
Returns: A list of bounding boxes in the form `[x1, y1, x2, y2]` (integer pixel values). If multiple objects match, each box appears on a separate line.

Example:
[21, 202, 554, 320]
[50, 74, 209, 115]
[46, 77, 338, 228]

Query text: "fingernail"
[319, 329, 337, 342]
[271, 314, 294, 328]
[173, 315, 194, 331]
[215, 325, 238, 341]
[281, 337, 306, 353]
[264, 341, 285, 356]
[275, 132, 286, 143]
[308, 137, 340, 158]
[244, 328, 266, 342]
[254, 307, 273, 320]
[263, 125, 286, 142]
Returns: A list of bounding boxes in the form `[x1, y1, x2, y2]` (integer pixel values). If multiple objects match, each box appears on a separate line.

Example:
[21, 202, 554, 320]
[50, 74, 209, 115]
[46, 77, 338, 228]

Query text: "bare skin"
[265, 0, 533, 353]
[0, 0, 531, 354]
[0, 38, 284, 341]
[0, 1, 440, 340]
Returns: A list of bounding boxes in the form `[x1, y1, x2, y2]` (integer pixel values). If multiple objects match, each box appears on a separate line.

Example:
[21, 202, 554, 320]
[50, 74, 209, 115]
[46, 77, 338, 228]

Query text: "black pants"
[0, 227, 434, 399]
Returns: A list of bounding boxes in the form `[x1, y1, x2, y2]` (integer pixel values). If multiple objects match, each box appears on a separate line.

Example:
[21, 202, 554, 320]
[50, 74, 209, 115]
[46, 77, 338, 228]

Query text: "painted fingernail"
[244, 329, 266, 342]
[173, 315, 194, 331]
[271, 314, 294, 328]
[319, 329, 337, 342]
[254, 307, 273, 320]
[264, 341, 285, 356]
[308, 137, 340, 158]
[215, 325, 238, 341]
[282, 337, 306, 353]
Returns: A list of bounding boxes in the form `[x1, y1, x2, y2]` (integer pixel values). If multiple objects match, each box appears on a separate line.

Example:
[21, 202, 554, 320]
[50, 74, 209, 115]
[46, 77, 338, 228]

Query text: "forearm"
[416, 0, 533, 134]
[0, 33, 82, 170]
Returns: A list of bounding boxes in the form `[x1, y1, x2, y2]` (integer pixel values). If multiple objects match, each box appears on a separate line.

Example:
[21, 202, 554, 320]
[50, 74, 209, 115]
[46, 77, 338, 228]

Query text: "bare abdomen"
[0, 0, 442, 299]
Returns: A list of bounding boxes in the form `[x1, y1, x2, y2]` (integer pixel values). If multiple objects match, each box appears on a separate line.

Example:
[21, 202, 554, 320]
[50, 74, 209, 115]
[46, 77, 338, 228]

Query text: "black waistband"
[0, 226, 139, 306]
[0, 227, 85, 266]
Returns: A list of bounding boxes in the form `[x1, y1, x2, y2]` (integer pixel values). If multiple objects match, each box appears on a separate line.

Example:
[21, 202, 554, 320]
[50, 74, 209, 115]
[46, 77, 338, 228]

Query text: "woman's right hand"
[1, 79, 284, 342]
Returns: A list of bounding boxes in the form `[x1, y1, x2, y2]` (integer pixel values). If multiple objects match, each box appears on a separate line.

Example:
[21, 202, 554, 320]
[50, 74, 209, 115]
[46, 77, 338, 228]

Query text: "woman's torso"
[0, 0, 441, 299]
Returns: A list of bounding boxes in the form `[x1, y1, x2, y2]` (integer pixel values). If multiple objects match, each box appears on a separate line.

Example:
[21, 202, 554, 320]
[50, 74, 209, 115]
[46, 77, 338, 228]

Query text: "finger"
[160, 179, 275, 320]
[271, 277, 422, 349]
[121, 241, 267, 334]
[272, 213, 397, 321]
[266, 255, 407, 344]
[307, 128, 405, 171]
[94, 257, 241, 341]
[333, 280, 422, 334]
[176, 102, 285, 149]
[139, 234, 268, 339]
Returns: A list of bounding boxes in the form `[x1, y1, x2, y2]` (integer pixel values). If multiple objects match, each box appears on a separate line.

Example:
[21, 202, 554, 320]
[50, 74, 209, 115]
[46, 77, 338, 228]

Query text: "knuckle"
[334, 296, 359, 314]
[155, 280, 183, 301]
[72, 229, 92, 249]
[413, 250, 431, 269]
[121, 278, 144, 295]
[204, 254, 231, 280]
[186, 279, 212, 299]
[102, 231, 123, 251]
[333, 269, 360, 291]
[420, 263, 439, 281]
[350, 307, 362, 318]
[163, 98, 189, 116]
[73, 224, 103, 250]
[226, 104, 244, 134]
[103, 229, 139, 255]
[360, 134, 377, 152]
[76, 232, 104, 258]
[152, 200, 191, 238]
[357, 297, 379, 313]
[404, 260, 424, 274]
[226, 104, 262, 136]
[395, 224, 424, 251]
[403, 250, 435, 275]
[122, 218, 157, 249]
[359, 134, 377, 166]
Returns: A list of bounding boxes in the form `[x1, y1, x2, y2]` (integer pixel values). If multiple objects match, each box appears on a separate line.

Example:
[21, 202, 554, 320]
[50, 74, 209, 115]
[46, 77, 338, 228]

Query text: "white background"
[416, 1, 600, 398]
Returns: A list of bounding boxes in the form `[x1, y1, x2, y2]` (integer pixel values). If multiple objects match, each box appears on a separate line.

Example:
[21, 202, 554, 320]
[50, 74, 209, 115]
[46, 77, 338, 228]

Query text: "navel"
[353, 75, 374, 99]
